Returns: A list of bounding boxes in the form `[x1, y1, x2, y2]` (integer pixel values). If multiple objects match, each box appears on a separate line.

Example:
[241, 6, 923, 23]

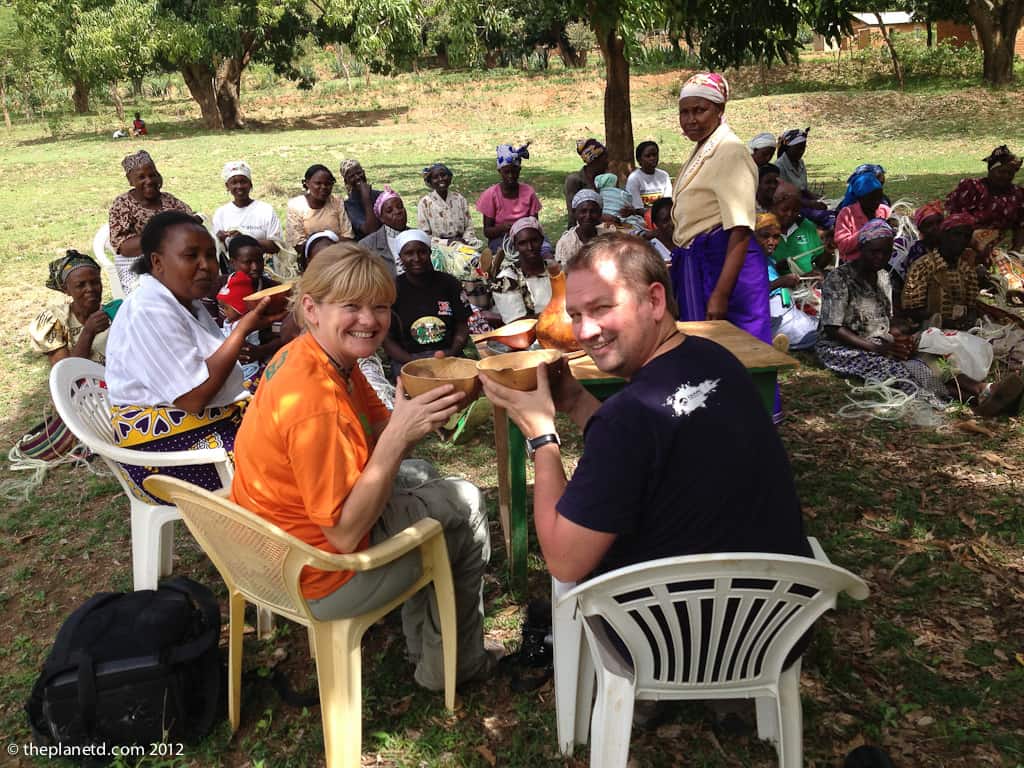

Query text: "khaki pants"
[308, 460, 491, 690]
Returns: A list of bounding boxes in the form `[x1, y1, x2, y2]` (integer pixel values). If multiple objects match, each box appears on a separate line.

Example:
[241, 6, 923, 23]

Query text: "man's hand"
[480, 362, 558, 438]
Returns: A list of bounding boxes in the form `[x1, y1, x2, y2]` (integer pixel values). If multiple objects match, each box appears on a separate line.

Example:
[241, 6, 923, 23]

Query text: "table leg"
[508, 420, 528, 593]
[493, 406, 511, 559]
[751, 371, 778, 416]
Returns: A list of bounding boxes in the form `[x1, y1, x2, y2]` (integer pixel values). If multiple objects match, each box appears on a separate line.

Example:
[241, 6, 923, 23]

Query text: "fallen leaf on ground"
[475, 745, 496, 766]
[979, 451, 1013, 469]
[954, 420, 996, 437]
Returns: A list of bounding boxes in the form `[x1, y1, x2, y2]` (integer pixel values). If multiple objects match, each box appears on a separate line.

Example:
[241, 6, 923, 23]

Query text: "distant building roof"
[851, 11, 915, 26]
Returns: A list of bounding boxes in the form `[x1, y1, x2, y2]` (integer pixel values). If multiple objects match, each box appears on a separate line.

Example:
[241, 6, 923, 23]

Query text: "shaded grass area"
[1, 64, 1023, 766]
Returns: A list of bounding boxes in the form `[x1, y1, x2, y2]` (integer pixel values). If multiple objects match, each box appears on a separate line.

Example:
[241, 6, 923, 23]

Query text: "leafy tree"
[12, 0, 113, 113]
[571, 0, 853, 170]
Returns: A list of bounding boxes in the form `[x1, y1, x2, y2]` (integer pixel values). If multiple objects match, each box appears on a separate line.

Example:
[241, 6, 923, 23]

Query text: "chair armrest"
[807, 536, 829, 564]
[91, 443, 231, 469]
[300, 518, 444, 573]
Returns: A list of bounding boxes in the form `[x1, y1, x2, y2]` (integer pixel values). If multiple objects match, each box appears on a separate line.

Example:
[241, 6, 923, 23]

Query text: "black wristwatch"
[526, 432, 560, 459]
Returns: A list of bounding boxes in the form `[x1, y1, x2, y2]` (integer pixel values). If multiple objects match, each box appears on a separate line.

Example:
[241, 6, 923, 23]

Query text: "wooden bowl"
[244, 282, 293, 314]
[476, 349, 562, 391]
[400, 357, 480, 401]
[472, 318, 537, 350]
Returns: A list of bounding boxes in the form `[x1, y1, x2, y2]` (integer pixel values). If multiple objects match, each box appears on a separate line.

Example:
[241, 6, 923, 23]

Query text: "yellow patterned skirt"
[110, 400, 248, 504]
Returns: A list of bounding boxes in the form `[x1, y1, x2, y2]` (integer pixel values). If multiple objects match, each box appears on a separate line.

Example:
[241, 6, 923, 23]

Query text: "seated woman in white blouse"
[104, 210, 284, 501]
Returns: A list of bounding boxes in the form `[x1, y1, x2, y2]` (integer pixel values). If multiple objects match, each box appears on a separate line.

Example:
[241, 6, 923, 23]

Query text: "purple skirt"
[670, 227, 772, 345]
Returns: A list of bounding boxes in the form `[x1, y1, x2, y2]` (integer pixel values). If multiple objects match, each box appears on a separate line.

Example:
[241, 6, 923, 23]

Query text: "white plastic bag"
[917, 327, 994, 381]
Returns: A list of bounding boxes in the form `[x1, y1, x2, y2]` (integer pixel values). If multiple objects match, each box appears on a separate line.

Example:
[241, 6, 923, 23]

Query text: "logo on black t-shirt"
[664, 379, 720, 417]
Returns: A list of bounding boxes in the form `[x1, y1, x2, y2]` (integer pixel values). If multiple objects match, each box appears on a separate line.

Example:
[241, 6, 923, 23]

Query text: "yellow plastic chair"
[144, 475, 457, 768]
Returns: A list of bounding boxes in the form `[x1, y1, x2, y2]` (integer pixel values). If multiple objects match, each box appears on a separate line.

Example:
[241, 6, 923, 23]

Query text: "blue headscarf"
[838, 164, 886, 211]
[496, 143, 531, 169]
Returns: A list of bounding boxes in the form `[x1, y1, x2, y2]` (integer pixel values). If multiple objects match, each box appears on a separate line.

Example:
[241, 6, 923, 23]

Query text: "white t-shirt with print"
[625, 168, 672, 209]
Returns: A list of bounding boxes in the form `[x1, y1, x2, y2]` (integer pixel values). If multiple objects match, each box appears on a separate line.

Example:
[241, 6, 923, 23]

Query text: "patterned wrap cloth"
[110, 400, 248, 504]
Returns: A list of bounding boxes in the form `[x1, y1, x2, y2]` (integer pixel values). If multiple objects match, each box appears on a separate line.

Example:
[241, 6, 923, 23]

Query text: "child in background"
[624, 141, 672, 215]
[217, 271, 263, 383]
[594, 173, 644, 229]
[131, 112, 147, 136]
[226, 235, 284, 370]
[228, 234, 278, 293]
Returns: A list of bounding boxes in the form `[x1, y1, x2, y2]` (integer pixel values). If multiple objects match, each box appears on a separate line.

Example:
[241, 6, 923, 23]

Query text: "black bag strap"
[76, 655, 98, 737]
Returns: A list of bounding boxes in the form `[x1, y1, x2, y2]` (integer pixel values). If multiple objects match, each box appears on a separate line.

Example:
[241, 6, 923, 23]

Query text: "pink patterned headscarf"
[678, 72, 729, 104]
[373, 184, 400, 217]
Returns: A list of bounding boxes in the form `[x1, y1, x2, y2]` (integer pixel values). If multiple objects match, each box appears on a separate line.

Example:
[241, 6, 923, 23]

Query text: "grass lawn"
[1, 58, 1023, 766]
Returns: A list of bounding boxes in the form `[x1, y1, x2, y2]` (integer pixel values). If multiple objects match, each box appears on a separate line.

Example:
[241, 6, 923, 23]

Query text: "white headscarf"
[394, 229, 431, 255]
[747, 132, 777, 151]
[221, 160, 252, 182]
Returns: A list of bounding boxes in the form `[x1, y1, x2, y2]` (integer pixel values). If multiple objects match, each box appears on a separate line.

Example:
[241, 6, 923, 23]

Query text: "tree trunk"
[110, 81, 125, 124]
[215, 57, 245, 129]
[71, 78, 90, 114]
[132, 76, 144, 98]
[0, 76, 11, 129]
[179, 62, 223, 129]
[593, 19, 634, 175]
[968, 0, 1024, 85]
[926, 22, 933, 47]
[873, 12, 905, 90]
[552, 20, 584, 67]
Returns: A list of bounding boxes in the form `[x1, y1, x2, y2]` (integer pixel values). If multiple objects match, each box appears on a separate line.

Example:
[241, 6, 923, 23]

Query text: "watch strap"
[526, 433, 560, 458]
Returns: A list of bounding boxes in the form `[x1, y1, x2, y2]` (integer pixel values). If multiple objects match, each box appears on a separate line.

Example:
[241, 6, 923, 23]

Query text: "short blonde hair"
[290, 242, 396, 329]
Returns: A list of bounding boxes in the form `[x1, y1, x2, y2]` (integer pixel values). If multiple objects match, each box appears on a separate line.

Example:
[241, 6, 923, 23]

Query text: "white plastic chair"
[144, 475, 457, 768]
[92, 223, 126, 300]
[553, 538, 869, 767]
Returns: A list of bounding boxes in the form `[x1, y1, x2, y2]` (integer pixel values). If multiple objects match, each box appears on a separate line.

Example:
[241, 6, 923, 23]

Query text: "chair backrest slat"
[576, 554, 865, 694]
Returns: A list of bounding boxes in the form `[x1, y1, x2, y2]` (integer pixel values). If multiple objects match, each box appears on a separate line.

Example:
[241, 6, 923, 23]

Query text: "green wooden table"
[487, 320, 799, 592]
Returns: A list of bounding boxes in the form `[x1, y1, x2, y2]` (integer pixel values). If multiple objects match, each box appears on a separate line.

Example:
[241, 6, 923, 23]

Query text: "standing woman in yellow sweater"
[669, 73, 771, 346]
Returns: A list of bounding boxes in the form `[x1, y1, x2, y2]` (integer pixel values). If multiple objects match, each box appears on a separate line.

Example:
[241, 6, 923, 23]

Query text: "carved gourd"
[536, 265, 581, 352]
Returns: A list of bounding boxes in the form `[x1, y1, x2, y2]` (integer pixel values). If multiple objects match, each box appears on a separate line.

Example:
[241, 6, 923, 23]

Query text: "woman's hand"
[243, 296, 288, 332]
[771, 274, 800, 290]
[386, 380, 464, 448]
[82, 310, 111, 337]
[706, 290, 730, 320]
[880, 333, 916, 360]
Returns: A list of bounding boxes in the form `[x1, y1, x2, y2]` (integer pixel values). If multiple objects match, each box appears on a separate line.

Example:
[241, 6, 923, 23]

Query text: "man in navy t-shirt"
[480, 232, 810, 583]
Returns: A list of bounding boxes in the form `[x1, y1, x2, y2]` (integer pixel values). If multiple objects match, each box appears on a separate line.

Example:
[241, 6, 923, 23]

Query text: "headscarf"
[857, 218, 894, 246]
[509, 216, 542, 242]
[593, 173, 617, 191]
[394, 229, 431, 255]
[421, 162, 452, 187]
[496, 142, 531, 169]
[571, 189, 602, 209]
[971, 229, 1001, 253]
[776, 128, 809, 158]
[849, 171, 882, 202]
[339, 159, 362, 177]
[983, 145, 1022, 171]
[756, 212, 780, 230]
[47, 251, 100, 292]
[576, 138, 606, 165]
[940, 213, 975, 232]
[373, 184, 400, 218]
[838, 164, 887, 210]
[748, 132, 776, 151]
[221, 160, 252, 182]
[304, 230, 339, 259]
[122, 150, 154, 175]
[912, 201, 944, 229]
[678, 72, 729, 104]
